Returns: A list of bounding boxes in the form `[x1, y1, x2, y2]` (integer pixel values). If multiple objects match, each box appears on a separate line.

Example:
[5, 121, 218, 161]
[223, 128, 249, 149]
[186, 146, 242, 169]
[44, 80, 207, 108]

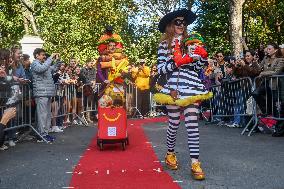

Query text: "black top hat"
[158, 9, 197, 33]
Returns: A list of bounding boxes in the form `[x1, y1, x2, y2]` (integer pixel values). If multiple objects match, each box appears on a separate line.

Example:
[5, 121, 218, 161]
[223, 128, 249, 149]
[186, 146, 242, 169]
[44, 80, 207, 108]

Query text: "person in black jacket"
[0, 107, 16, 150]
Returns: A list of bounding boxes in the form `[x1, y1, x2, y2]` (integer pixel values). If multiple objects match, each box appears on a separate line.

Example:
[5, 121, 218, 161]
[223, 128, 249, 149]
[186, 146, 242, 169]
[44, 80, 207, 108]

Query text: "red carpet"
[69, 117, 181, 189]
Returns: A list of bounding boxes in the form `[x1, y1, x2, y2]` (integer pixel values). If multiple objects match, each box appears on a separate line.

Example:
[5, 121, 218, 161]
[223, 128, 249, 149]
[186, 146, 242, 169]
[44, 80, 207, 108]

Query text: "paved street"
[144, 121, 284, 189]
[0, 120, 284, 189]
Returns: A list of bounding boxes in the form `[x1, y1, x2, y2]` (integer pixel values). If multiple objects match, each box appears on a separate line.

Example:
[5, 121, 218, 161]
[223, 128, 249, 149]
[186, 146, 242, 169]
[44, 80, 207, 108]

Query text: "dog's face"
[99, 95, 113, 107]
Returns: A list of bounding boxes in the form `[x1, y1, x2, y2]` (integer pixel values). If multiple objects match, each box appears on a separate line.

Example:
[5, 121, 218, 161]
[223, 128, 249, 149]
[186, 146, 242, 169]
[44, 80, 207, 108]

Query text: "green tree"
[243, 0, 284, 47]
[33, 0, 137, 63]
[194, 0, 231, 56]
[128, 0, 196, 65]
[194, 0, 284, 56]
[0, 0, 24, 48]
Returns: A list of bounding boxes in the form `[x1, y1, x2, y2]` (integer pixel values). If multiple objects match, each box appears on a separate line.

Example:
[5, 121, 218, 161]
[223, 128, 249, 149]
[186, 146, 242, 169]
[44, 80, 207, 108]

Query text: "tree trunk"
[275, 19, 283, 44]
[229, 0, 245, 57]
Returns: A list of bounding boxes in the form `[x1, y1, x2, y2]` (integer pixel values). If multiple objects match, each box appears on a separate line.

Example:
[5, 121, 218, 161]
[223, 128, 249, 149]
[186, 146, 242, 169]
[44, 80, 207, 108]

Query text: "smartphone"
[23, 79, 31, 82]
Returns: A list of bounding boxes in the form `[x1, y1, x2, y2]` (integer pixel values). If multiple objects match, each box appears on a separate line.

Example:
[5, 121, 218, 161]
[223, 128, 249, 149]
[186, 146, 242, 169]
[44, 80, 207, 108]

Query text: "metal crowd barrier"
[80, 83, 101, 124]
[51, 84, 82, 126]
[52, 82, 145, 124]
[241, 75, 284, 136]
[148, 92, 167, 117]
[51, 83, 101, 127]
[210, 77, 254, 132]
[3, 75, 280, 141]
[0, 82, 48, 143]
[125, 83, 142, 118]
[0, 81, 155, 145]
[125, 83, 167, 118]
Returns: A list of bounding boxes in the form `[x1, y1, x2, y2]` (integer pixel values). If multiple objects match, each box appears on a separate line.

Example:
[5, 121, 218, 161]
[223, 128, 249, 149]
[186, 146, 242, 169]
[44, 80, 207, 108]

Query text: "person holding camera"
[233, 50, 261, 79]
[0, 49, 13, 83]
[215, 52, 226, 77]
[31, 48, 60, 142]
[131, 59, 150, 117]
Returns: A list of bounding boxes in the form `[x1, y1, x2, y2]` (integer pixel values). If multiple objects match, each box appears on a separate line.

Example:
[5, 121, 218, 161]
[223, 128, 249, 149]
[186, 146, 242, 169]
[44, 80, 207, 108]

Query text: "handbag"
[152, 68, 180, 101]
[170, 68, 180, 100]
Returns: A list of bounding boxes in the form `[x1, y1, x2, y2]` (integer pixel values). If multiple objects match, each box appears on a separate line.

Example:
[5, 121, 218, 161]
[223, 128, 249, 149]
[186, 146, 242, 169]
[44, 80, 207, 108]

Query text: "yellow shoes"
[165, 152, 205, 181]
[165, 152, 178, 170]
[191, 162, 205, 180]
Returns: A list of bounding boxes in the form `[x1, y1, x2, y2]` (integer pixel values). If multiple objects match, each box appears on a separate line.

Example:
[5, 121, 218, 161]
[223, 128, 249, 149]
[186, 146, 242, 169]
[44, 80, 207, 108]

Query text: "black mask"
[174, 19, 187, 26]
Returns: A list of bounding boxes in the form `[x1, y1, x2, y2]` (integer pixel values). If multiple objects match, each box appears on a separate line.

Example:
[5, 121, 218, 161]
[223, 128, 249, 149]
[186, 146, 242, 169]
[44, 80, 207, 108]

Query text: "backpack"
[258, 117, 277, 134]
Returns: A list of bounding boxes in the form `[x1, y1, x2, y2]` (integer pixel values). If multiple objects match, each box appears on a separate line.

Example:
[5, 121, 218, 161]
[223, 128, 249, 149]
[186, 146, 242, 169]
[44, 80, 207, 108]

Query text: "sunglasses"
[174, 19, 187, 27]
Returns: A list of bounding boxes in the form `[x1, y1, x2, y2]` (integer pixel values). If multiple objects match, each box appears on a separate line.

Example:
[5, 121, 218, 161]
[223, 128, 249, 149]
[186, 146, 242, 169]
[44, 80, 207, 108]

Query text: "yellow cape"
[153, 92, 213, 107]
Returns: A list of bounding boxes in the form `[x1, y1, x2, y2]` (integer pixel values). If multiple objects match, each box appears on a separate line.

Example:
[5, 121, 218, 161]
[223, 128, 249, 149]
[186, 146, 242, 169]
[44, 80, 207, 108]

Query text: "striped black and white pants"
[166, 104, 199, 159]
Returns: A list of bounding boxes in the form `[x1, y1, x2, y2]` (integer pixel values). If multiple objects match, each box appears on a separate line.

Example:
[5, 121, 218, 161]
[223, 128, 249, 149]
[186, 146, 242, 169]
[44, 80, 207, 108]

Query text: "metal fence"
[210, 77, 253, 122]
[0, 81, 145, 144]
[2, 74, 283, 144]
[0, 82, 48, 142]
[241, 75, 284, 136]
[125, 83, 142, 118]
[209, 75, 284, 136]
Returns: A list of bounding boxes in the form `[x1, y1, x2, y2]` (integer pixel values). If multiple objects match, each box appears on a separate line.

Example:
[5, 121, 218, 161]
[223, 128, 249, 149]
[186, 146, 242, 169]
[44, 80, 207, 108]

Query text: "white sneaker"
[50, 126, 63, 133]
[226, 123, 239, 128]
[0, 144, 8, 150]
[8, 140, 16, 147]
[73, 119, 79, 125]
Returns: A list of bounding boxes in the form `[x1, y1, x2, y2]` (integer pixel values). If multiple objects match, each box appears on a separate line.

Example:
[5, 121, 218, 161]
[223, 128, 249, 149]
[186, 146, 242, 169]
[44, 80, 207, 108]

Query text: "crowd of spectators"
[0, 45, 158, 149]
[203, 42, 284, 128]
[0, 40, 284, 149]
[204, 42, 284, 87]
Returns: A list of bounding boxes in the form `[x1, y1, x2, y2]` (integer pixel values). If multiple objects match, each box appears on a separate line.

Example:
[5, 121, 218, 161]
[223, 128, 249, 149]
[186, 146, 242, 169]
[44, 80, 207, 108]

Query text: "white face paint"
[187, 44, 196, 54]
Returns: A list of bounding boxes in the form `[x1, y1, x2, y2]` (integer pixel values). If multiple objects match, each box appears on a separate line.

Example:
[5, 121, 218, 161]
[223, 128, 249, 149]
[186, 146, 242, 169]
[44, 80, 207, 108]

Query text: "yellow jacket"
[131, 66, 150, 90]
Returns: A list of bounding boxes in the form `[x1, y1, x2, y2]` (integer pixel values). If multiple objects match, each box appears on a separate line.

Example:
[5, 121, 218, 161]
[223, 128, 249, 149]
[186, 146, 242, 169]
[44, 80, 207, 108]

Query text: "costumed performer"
[96, 26, 129, 107]
[154, 9, 212, 180]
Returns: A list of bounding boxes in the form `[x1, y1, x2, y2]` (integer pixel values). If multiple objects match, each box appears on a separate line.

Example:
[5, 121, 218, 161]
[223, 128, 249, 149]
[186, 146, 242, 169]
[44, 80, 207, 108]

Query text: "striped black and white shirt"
[157, 37, 209, 99]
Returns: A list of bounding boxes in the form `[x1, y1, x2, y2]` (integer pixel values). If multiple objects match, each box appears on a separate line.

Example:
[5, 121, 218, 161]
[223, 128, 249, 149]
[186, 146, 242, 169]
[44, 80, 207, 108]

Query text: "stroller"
[97, 84, 129, 150]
